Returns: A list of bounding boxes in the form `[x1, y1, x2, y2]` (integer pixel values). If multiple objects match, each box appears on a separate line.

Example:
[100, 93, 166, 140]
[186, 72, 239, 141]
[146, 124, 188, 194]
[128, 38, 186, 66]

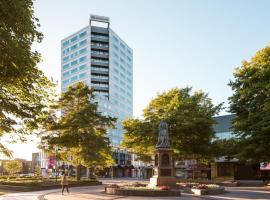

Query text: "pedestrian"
[61, 172, 69, 195]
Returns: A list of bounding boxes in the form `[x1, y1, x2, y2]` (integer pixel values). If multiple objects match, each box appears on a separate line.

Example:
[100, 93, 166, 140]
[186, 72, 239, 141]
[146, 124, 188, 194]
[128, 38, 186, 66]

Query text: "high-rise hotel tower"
[61, 15, 133, 145]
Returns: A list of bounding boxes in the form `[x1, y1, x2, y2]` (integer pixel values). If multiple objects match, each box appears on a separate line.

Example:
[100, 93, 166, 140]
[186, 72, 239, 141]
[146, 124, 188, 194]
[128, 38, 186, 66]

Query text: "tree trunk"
[76, 165, 81, 181]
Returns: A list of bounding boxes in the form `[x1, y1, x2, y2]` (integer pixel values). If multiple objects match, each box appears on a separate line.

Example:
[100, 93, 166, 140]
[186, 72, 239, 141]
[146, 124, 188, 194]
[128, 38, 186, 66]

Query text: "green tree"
[34, 165, 41, 177]
[122, 87, 222, 162]
[229, 45, 270, 162]
[211, 138, 240, 160]
[0, 0, 53, 157]
[4, 160, 22, 176]
[40, 82, 115, 181]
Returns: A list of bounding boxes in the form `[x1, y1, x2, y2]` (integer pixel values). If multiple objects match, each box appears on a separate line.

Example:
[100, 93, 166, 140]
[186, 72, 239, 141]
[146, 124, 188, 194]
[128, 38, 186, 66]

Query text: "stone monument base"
[148, 176, 177, 188]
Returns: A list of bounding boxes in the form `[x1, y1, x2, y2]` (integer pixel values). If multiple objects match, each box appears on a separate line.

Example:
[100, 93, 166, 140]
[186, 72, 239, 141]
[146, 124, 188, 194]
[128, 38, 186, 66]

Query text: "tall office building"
[61, 15, 133, 145]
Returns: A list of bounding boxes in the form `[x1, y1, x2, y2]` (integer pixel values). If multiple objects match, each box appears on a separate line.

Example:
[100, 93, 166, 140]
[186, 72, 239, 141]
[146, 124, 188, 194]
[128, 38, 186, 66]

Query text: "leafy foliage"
[4, 160, 22, 175]
[122, 87, 222, 162]
[0, 0, 53, 157]
[229, 45, 270, 162]
[211, 138, 240, 160]
[40, 82, 115, 180]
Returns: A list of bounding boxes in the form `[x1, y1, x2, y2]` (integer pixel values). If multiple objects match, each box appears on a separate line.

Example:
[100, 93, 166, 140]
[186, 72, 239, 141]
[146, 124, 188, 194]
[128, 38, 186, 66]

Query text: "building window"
[71, 60, 78, 66]
[80, 39, 87, 46]
[70, 44, 78, 51]
[80, 56, 87, 62]
[62, 40, 69, 47]
[79, 48, 87, 54]
[113, 68, 119, 74]
[70, 76, 78, 82]
[71, 68, 78, 74]
[127, 49, 132, 55]
[79, 72, 87, 78]
[120, 57, 125, 64]
[63, 64, 70, 70]
[70, 36, 78, 42]
[120, 73, 125, 79]
[79, 31, 87, 38]
[62, 79, 69, 86]
[79, 64, 87, 70]
[63, 71, 69, 77]
[120, 65, 125, 72]
[120, 42, 126, 49]
[113, 44, 119, 51]
[63, 56, 69, 62]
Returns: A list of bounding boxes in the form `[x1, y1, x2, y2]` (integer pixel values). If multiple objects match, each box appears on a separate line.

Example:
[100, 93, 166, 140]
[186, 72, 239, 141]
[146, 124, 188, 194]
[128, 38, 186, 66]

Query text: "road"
[0, 179, 269, 200]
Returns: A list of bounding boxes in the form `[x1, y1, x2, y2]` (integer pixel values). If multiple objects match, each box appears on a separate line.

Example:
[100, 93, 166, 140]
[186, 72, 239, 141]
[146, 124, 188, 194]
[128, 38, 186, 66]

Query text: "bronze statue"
[156, 121, 170, 148]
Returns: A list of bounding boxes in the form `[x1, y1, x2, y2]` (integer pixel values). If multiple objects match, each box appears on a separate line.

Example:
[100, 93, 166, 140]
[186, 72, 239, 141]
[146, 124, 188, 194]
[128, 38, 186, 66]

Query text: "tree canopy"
[122, 87, 222, 162]
[229, 45, 270, 162]
[4, 160, 22, 176]
[0, 0, 53, 157]
[40, 82, 115, 180]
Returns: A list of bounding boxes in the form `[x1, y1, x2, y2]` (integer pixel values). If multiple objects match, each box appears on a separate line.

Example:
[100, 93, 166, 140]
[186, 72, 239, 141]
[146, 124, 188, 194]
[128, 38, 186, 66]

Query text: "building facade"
[61, 15, 133, 145]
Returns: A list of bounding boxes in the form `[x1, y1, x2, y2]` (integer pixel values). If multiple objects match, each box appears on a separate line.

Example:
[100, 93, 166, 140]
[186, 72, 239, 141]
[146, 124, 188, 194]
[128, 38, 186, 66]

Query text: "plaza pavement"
[0, 179, 270, 200]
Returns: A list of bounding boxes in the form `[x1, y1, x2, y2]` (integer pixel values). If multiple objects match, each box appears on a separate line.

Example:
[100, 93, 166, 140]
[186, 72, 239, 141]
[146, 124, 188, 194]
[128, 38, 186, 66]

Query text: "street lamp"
[55, 147, 58, 182]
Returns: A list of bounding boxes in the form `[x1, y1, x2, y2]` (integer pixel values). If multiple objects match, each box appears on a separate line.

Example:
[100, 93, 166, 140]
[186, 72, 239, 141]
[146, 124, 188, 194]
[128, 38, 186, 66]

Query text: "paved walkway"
[40, 185, 201, 200]
[0, 179, 270, 200]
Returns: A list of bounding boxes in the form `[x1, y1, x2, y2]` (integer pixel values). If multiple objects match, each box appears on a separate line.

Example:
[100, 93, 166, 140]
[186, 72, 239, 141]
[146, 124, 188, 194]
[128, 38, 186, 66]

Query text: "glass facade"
[213, 114, 235, 140]
[61, 17, 133, 146]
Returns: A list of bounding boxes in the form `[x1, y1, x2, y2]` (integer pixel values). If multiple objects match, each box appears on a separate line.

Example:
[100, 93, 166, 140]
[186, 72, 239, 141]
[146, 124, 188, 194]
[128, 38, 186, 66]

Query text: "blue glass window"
[113, 68, 119, 74]
[79, 31, 87, 38]
[63, 71, 69, 77]
[63, 64, 69, 70]
[63, 40, 69, 47]
[79, 72, 87, 78]
[79, 48, 87, 54]
[63, 56, 69, 62]
[113, 76, 119, 82]
[120, 80, 126, 86]
[127, 71, 132, 76]
[113, 60, 119, 66]
[120, 43, 126, 49]
[127, 49, 132, 55]
[80, 56, 87, 62]
[80, 39, 87, 46]
[113, 36, 119, 43]
[70, 36, 78, 42]
[70, 76, 78, 82]
[62, 79, 69, 86]
[120, 57, 125, 64]
[120, 65, 125, 72]
[120, 73, 125, 79]
[127, 56, 132, 62]
[71, 68, 78, 74]
[113, 52, 119, 59]
[113, 44, 119, 51]
[71, 60, 78, 66]
[79, 64, 87, 70]
[127, 78, 132, 83]
[70, 44, 77, 50]
[120, 50, 125, 57]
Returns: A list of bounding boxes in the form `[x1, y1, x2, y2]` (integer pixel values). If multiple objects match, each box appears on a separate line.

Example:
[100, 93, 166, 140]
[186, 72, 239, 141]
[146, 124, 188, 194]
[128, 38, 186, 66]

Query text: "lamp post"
[55, 147, 58, 182]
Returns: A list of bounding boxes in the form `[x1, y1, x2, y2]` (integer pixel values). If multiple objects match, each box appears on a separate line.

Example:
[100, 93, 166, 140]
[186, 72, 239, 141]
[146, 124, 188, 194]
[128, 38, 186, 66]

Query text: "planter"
[105, 187, 181, 196]
[184, 187, 225, 195]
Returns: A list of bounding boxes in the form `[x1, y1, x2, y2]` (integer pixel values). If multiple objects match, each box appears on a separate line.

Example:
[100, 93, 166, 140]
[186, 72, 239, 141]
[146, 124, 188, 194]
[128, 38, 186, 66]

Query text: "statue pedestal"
[148, 148, 177, 188]
[149, 176, 177, 188]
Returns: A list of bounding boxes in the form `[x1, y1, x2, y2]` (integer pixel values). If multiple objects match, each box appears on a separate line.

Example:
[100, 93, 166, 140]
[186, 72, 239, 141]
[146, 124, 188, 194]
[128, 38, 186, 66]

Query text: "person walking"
[61, 172, 69, 195]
